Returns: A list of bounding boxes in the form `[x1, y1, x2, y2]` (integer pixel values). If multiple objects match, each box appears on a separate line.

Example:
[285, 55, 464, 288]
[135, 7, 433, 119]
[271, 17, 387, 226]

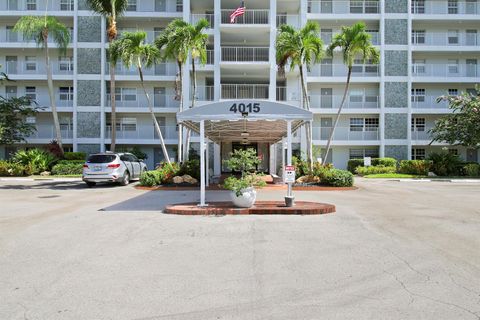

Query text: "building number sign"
[229, 103, 261, 113]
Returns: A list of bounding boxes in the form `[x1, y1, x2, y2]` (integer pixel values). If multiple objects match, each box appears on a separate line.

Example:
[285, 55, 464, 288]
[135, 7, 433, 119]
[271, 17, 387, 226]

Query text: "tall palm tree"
[323, 22, 380, 163]
[85, 0, 128, 153]
[276, 22, 324, 167]
[110, 31, 171, 164]
[14, 16, 70, 155]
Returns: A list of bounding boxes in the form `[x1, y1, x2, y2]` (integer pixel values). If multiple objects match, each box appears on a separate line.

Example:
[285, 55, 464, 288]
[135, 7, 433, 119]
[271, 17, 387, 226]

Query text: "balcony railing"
[411, 128, 434, 140]
[221, 9, 269, 24]
[221, 84, 269, 99]
[28, 125, 73, 139]
[105, 125, 179, 140]
[0, 0, 74, 11]
[106, 93, 180, 108]
[5, 61, 74, 75]
[321, 31, 379, 45]
[312, 126, 380, 140]
[193, 86, 215, 101]
[276, 14, 300, 27]
[124, 0, 182, 13]
[194, 50, 214, 65]
[412, 32, 479, 46]
[221, 47, 269, 62]
[309, 94, 380, 109]
[191, 14, 215, 28]
[308, 64, 380, 77]
[412, 63, 479, 77]
[308, 1, 380, 14]
[411, 96, 449, 109]
[411, 0, 480, 14]
[107, 63, 177, 76]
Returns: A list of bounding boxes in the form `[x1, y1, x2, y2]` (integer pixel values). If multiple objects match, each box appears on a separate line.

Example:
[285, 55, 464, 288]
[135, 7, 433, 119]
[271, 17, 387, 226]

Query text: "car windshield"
[87, 155, 117, 163]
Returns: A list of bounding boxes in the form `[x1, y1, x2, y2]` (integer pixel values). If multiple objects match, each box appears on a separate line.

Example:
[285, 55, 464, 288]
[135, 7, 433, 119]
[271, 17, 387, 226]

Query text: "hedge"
[463, 163, 480, 176]
[64, 152, 86, 161]
[57, 160, 86, 165]
[51, 163, 84, 175]
[0, 160, 26, 176]
[398, 160, 431, 176]
[322, 169, 354, 187]
[347, 157, 397, 173]
[355, 166, 397, 176]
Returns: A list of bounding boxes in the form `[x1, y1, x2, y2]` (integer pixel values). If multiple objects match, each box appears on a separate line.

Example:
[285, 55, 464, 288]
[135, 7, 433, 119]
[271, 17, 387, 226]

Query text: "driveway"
[0, 179, 479, 320]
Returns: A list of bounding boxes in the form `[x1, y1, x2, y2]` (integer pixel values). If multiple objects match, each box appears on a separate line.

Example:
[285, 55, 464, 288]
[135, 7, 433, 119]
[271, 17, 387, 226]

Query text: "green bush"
[139, 163, 180, 186]
[463, 163, 480, 177]
[63, 152, 86, 161]
[0, 160, 26, 176]
[57, 160, 86, 165]
[179, 159, 200, 180]
[427, 151, 462, 176]
[355, 165, 397, 176]
[322, 169, 354, 187]
[311, 162, 332, 180]
[399, 160, 431, 175]
[51, 163, 84, 175]
[12, 149, 57, 174]
[139, 171, 163, 187]
[347, 157, 398, 173]
[292, 156, 310, 176]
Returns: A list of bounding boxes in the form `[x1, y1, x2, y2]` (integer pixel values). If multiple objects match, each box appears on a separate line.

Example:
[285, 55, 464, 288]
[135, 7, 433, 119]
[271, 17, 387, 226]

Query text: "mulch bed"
[135, 184, 357, 191]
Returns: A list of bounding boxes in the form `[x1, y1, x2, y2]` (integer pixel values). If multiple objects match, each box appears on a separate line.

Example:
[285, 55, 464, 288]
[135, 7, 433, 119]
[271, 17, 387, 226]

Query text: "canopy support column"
[287, 120, 293, 198]
[205, 139, 209, 187]
[199, 120, 206, 207]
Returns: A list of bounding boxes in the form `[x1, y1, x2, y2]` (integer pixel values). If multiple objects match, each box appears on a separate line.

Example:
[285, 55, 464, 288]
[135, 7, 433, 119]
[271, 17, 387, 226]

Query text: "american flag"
[230, 1, 246, 23]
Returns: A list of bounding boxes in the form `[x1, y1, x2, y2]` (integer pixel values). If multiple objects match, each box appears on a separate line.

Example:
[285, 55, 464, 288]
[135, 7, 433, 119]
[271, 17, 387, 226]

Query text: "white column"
[269, 143, 276, 175]
[281, 138, 285, 177]
[287, 120, 292, 165]
[199, 120, 206, 206]
[205, 140, 209, 187]
[214, 0, 221, 101]
[269, 0, 277, 101]
[213, 143, 221, 175]
[100, 17, 106, 152]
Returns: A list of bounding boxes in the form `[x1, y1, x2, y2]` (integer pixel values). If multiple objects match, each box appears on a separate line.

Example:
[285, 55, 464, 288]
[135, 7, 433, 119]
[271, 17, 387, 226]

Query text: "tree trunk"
[138, 66, 171, 165]
[44, 35, 63, 156]
[177, 62, 183, 163]
[184, 58, 197, 161]
[109, 60, 117, 152]
[323, 67, 352, 163]
[299, 65, 313, 168]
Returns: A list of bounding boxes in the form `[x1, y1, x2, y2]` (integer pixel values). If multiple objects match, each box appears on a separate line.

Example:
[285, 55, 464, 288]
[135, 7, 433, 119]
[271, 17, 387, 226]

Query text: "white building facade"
[0, 0, 479, 171]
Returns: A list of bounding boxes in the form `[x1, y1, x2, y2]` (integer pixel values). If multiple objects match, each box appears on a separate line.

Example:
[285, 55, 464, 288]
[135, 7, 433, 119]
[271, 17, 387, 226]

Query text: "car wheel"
[120, 171, 130, 186]
[86, 182, 96, 188]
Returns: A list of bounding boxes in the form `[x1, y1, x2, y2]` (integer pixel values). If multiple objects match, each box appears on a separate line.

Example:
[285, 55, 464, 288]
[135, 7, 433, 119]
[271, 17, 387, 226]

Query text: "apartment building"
[0, 0, 479, 172]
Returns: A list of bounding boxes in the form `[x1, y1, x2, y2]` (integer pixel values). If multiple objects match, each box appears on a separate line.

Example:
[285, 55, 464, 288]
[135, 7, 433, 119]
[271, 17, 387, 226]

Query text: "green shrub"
[322, 169, 354, 187]
[0, 160, 26, 176]
[13, 149, 57, 174]
[399, 160, 431, 175]
[292, 156, 310, 176]
[347, 157, 398, 173]
[63, 152, 86, 161]
[463, 163, 480, 177]
[139, 163, 181, 186]
[51, 163, 84, 175]
[311, 162, 332, 180]
[427, 151, 462, 176]
[57, 160, 86, 165]
[347, 159, 364, 173]
[355, 165, 397, 176]
[179, 159, 200, 180]
[139, 171, 162, 187]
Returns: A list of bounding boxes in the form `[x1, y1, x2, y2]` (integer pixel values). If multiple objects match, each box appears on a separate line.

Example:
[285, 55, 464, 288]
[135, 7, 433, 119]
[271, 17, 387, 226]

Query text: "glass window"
[364, 118, 379, 131]
[87, 155, 117, 163]
[448, 30, 459, 44]
[120, 118, 137, 131]
[448, 59, 459, 74]
[126, 0, 137, 11]
[25, 86, 36, 100]
[349, 89, 363, 103]
[411, 0, 425, 13]
[412, 30, 425, 44]
[365, 149, 379, 158]
[412, 59, 426, 74]
[321, 28, 332, 44]
[365, 0, 379, 13]
[411, 118, 425, 131]
[59, 56, 73, 71]
[349, 149, 364, 159]
[122, 88, 136, 101]
[412, 148, 426, 160]
[350, 0, 363, 13]
[366, 29, 379, 44]
[25, 56, 37, 71]
[176, 0, 183, 12]
[448, 0, 458, 13]
[411, 88, 425, 102]
[60, 0, 74, 11]
[449, 148, 458, 155]
[26, 0, 36, 10]
[448, 89, 458, 96]
[26, 116, 36, 124]
[350, 118, 364, 132]
[59, 87, 73, 101]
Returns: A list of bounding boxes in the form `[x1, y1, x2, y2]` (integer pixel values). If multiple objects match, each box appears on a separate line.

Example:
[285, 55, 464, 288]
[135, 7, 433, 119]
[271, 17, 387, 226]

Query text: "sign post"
[284, 165, 295, 207]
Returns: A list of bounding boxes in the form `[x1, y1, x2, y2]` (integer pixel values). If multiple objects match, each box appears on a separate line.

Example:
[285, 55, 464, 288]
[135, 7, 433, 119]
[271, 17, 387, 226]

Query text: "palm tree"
[276, 22, 324, 167]
[14, 16, 70, 155]
[85, 0, 128, 153]
[155, 18, 209, 162]
[323, 22, 380, 163]
[110, 31, 171, 164]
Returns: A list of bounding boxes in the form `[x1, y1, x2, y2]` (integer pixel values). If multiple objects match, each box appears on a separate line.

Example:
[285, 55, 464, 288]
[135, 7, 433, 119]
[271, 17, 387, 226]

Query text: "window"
[59, 87, 74, 101]
[448, 88, 458, 96]
[350, 1, 363, 13]
[118, 118, 137, 131]
[25, 86, 36, 100]
[411, 0, 425, 13]
[349, 89, 364, 103]
[122, 88, 136, 101]
[126, 0, 137, 11]
[350, 118, 364, 132]
[412, 59, 426, 74]
[364, 118, 379, 131]
[59, 116, 72, 131]
[411, 118, 426, 131]
[26, 116, 36, 124]
[448, 30, 459, 44]
[60, 0, 74, 11]
[25, 56, 37, 71]
[411, 88, 426, 102]
[26, 0, 36, 10]
[59, 56, 73, 71]
[366, 29, 379, 44]
[448, 148, 458, 155]
[321, 28, 333, 44]
[349, 148, 379, 159]
[365, 0, 379, 13]
[448, 0, 458, 14]
[412, 148, 426, 160]
[448, 59, 459, 74]
[176, 0, 183, 12]
[412, 30, 426, 44]
[6, 86, 17, 99]
[349, 118, 378, 131]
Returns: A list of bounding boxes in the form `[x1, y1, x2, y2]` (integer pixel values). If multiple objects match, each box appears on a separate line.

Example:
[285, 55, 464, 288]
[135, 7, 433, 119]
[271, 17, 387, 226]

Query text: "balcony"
[411, 128, 434, 141]
[191, 14, 215, 29]
[312, 126, 380, 140]
[28, 125, 73, 140]
[4, 61, 74, 76]
[124, 0, 182, 13]
[308, 64, 380, 77]
[0, 0, 74, 11]
[309, 94, 380, 109]
[221, 84, 269, 99]
[194, 50, 214, 65]
[105, 125, 178, 140]
[276, 14, 300, 28]
[321, 30, 380, 45]
[411, 0, 480, 15]
[412, 63, 479, 78]
[193, 86, 215, 101]
[221, 47, 269, 62]
[307, 1, 380, 14]
[411, 96, 449, 109]
[106, 93, 180, 109]
[412, 32, 479, 47]
[107, 63, 177, 77]
[221, 10, 269, 24]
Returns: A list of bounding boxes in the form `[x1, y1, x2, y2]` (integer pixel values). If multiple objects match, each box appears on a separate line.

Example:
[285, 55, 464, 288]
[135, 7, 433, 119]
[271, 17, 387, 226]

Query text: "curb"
[0, 177, 82, 182]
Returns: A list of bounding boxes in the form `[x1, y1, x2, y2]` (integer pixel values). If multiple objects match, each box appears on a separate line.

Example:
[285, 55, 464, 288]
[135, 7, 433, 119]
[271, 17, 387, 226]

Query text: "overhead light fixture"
[241, 131, 249, 137]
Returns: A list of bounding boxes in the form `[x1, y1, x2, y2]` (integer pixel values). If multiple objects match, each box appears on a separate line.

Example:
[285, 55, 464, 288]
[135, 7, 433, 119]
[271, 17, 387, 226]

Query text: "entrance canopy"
[177, 100, 313, 143]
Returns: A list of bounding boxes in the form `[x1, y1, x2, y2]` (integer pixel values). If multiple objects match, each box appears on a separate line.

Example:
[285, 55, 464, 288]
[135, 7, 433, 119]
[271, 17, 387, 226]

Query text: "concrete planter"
[230, 187, 257, 208]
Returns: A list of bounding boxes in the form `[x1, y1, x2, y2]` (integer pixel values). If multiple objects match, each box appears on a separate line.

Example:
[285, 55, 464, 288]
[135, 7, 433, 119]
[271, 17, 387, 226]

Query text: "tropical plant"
[276, 22, 324, 168]
[222, 148, 266, 196]
[323, 22, 380, 163]
[398, 160, 431, 176]
[0, 96, 39, 145]
[0, 160, 26, 177]
[13, 148, 57, 174]
[427, 149, 463, 176]
[14, 16, 71, 155]
[110, 31, 171, 164]
[85, 0, 128, 152]
[430, 88, 480, 148]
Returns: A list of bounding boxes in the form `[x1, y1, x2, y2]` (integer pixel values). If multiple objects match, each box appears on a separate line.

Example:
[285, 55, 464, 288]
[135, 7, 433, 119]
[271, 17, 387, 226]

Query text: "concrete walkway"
[0, 179, 479, 319]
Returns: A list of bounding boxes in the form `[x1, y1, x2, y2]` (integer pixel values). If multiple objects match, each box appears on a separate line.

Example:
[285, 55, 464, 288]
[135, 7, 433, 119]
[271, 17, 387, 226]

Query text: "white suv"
[82, 153, 147, 187]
